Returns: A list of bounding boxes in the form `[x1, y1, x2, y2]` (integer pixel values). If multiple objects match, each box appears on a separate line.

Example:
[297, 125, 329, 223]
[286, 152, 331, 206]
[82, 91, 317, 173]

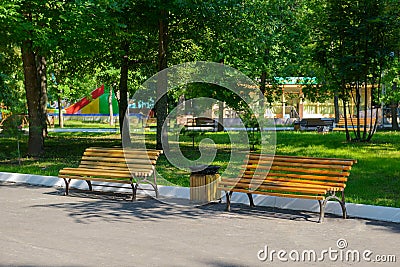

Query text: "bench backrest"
[196, 117, 215, 126]
[300, 118, 334, 127]
[79, 147, 163, 177]
[337, 118, 376, 126]
[145, 118, 157, 127]
[239, 154, 356, 190]
[186, 117, 216, 127]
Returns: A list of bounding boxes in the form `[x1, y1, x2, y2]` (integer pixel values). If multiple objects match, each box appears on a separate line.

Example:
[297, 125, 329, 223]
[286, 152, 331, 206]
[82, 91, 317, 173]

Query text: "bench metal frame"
[225, 188, 346, 223]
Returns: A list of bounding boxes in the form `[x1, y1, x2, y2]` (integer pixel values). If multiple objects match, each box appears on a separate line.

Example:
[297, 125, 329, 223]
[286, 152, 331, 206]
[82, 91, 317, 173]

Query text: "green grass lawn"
[0, 129, 399, 208]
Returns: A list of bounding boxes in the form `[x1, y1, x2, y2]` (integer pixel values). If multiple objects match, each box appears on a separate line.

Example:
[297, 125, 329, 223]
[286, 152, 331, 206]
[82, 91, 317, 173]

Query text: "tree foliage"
[1, 0, 400, 157]
[310, 0, 400, 141]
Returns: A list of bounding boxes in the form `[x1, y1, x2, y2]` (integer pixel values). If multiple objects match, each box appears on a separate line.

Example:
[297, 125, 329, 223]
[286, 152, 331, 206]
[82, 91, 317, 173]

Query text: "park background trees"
[1, 0, 399, 155]
[309, 0, 400, 141]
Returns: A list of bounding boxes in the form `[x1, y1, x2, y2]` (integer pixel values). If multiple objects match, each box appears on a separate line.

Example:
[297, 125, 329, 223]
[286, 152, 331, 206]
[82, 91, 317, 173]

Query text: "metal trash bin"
[189, 165, 221, 203]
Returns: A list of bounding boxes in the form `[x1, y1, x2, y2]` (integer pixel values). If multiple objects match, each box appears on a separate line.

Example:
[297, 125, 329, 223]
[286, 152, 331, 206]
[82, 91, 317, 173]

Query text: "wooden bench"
[0, 111, 9, 127]
[145, 118, 157, 129]
[0, 114, 28, 128]
[144, 118, 172, 129]
[58, 147, 163, 200]
[333, 117, 376, 131]
[299, 118, 334, 132]
[217, 154, 357, 222]
[185, 117, 218, 131]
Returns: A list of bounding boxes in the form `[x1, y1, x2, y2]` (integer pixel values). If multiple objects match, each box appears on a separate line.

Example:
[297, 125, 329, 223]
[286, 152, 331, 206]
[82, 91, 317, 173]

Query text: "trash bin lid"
[189, 165, 220, 175]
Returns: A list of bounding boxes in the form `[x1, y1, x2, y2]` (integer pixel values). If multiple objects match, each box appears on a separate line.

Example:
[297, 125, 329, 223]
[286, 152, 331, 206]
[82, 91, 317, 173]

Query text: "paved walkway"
[1, 182, 399, 267]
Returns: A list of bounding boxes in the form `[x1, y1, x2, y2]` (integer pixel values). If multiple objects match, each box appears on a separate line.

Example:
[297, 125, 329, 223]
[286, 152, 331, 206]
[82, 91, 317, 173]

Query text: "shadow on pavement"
[3, 181, 400, 232]
[31, 186, 337, 224]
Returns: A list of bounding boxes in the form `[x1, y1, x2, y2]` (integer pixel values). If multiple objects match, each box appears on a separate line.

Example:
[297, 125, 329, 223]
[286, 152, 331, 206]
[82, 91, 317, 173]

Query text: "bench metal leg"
[85, 180, 93, 191]
[133, 170, 159, 199]
[318, 200, 325, 223]
[131, 183, 137, 201]
[62, 178, 71, 196]
[318, 191, 347, 223]
[225, 191, 232, 211]
[327, 192, 347, 220]
[247, 193, 255, 208]
[142, 180, 159, 198]
[135, 180, 159, 198]
[153, 171, 159, 198]
[341, 191, 347, 219]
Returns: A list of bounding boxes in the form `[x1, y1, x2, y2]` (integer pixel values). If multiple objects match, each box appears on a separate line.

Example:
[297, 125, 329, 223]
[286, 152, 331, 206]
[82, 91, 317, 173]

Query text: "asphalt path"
[1, 182, 399, 267]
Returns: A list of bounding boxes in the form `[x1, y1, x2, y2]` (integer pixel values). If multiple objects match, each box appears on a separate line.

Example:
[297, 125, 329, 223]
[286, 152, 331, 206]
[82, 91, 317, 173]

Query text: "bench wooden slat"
[79, 162, 153, 171]
[85, 148, 162, 158]
[246, 159, 352, 171]
[249, 157, 354, 167]
[219, 187, 325, 201]
[83, 150, 161, 160]
[244, 165, 350, 177]
[59, 167, 136, 177]
[59, 175, 133, 184]
[242, 172, 348, 182]
[333, 127, 373, 131]
[80, 156, 157, 165]
[274, 156, 357, 164]
[219, 184, 327, 195]
[233, 176, 346, 189]
[334, 118, 376, 131]
[218, 180, 330, 193]
[337, 118, 375, 124]
[86, 147, 162, 153]
[84, 150, 159, 158]
[78, 165, 154, 174]
[221, 177, 342, 190]
[79, 161, 129, 167]
[60, 167, 153, 177]
[249, 155, 355, 165]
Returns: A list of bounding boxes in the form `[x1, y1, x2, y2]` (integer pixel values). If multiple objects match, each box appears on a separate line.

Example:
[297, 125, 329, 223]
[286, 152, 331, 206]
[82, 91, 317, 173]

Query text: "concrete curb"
[1, 171, 399, 223]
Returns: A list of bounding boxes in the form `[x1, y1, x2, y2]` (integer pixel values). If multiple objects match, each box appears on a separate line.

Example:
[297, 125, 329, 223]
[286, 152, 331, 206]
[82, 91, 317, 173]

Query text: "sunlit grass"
[1, 129, 400, 207]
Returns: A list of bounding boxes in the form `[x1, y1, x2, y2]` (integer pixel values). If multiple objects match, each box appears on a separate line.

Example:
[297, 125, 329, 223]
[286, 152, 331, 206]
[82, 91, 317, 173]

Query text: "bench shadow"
[364, 219, 400, 234]
[197, 260, 247, 267]
[0, 265, 83, 267]
[5, 182, 400, 231]
[33, 187, 331, 224]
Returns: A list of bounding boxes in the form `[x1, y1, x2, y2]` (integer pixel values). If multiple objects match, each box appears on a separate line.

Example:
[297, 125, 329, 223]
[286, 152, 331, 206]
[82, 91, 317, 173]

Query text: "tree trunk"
[391, 83, 399, 130]
[355, 82, 361, 140]
[57, 94, 64, 128]
[334, 95, 339, 123]
[119, 42, 131, 146]
[260, 71, 266, 97]
[363, 79, 368, 140]
[37, 54, 48, 137]
[216, 59, 225, 132]
[109, 86, 114, 126]
[218, 101, 224, 132]
[22, 39, 44, 156]
[391, 103, 399, 130]
[156, 7, 168, 150]
[260, 49, 269, 125]
[342, 99, 350, 142]
[259, 71, 267, 129]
